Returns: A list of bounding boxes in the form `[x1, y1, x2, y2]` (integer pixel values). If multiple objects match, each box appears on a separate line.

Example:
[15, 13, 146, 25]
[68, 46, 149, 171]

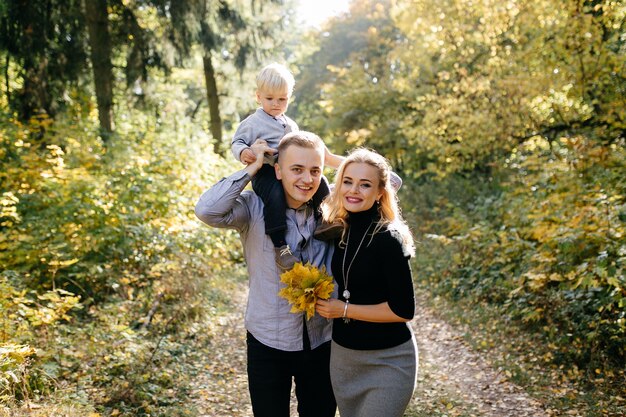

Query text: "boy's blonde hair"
[256, 63, 295, 96]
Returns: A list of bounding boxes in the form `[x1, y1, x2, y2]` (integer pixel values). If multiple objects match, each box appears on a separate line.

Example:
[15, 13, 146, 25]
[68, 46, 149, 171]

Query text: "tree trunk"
[202, 54, 224, 156]
[84, 0, 114, 136]
[4, 53, 10, 107]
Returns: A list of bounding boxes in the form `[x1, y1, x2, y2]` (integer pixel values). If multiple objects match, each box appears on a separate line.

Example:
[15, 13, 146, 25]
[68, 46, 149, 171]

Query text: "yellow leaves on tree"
[278, 262, 334, 320]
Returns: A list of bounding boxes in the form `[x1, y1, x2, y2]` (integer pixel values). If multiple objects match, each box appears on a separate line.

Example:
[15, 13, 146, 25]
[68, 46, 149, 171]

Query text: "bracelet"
[342, 300, 350, 323]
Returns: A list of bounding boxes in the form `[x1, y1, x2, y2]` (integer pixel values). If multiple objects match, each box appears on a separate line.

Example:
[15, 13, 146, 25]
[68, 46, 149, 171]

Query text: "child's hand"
[324, 145, 345, 169]
[240, 148, 257, 165]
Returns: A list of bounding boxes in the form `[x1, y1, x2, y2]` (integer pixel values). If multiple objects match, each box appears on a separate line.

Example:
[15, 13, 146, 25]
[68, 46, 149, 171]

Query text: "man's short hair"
[277, 131, 325, 156]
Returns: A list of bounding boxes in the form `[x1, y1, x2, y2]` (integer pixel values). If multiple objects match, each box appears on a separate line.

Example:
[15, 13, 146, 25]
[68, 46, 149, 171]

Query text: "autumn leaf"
[278, 262, 334, 320]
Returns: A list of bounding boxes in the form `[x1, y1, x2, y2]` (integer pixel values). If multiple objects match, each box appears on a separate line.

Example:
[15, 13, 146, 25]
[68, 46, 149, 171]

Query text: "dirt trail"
[189, 285, 550, 417]
[408, 296, 550, 416]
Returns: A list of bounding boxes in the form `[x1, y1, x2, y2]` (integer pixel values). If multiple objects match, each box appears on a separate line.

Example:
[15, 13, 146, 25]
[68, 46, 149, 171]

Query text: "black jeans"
[246, 332, 336, 417]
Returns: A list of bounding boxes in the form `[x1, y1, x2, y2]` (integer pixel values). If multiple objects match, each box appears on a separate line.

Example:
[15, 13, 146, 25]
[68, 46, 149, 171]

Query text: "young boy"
[231, 63, 340, 271]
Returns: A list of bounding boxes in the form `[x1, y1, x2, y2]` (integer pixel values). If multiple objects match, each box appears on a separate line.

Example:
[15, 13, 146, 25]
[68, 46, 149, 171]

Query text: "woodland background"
[0, 0, 624, 416]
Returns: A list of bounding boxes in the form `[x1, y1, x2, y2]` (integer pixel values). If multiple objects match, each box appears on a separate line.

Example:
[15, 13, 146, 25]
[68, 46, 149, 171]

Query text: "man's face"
[275, 145, 324, 209]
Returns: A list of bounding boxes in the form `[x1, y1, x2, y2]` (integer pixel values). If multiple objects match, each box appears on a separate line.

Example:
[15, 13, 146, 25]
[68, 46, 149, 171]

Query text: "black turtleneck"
[331, 205, 415, 350]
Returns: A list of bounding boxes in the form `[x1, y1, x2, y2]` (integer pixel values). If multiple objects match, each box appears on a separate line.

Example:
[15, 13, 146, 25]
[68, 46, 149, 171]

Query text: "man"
[195, 131, 341, 417]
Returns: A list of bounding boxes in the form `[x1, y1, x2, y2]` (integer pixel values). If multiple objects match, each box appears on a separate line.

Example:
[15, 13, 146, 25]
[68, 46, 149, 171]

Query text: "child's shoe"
[275, 245, 299, 271]
[314, 221, 343, 241]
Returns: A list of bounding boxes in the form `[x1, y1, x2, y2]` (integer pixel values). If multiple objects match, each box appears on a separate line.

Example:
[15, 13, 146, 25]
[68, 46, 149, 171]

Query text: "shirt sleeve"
[195, 170, 253, 232]
[382, 230, 416, 320]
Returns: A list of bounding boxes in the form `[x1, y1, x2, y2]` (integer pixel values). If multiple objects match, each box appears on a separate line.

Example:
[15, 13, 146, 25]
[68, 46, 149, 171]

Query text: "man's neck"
[287, 202, 309, 211]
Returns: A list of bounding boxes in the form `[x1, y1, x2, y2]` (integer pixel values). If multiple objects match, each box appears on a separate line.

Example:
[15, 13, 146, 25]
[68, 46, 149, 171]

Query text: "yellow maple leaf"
[278, 262, 334, 320]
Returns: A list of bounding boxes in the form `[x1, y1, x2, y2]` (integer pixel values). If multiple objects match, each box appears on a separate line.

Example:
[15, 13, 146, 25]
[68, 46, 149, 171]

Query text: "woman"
[315, 148, 417, 417]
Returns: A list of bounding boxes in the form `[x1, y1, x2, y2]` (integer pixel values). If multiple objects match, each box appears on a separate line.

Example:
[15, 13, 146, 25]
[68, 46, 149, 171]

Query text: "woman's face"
[339, 162, 383, 213]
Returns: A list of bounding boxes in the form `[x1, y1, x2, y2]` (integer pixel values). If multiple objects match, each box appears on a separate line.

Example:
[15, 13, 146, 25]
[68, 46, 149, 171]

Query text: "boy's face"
[257, 88, 290, 117]
[275, 145, 324, 209]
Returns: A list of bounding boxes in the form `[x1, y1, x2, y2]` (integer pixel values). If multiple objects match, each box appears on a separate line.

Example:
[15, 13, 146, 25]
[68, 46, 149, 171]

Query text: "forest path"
[188, 282, 551, 417]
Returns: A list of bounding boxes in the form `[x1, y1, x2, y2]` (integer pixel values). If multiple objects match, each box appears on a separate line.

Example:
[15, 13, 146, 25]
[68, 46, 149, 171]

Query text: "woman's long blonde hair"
[321, 148, 415, 256]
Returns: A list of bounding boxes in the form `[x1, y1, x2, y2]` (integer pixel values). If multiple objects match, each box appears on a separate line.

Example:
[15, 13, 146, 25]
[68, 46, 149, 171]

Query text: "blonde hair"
[256, 63, 295, 96]
[321, 148, 415, 256]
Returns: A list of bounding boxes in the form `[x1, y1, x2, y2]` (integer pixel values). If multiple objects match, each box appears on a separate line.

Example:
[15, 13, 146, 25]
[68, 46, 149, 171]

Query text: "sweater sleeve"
[284, 115, 299, 133]
[231, 117, 255, 161]
[382, 230, 416, 320]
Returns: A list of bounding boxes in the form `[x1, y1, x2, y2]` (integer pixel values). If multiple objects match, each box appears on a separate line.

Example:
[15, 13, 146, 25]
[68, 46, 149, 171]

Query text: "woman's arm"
[315, 299, 409, 323]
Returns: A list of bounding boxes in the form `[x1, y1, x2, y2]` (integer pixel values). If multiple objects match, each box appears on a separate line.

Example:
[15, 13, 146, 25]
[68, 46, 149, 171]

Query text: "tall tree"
[291, 0, 408, 169]
[0, 0, 88, 121]
[390, 0, 625, 176]
[294, 0, 625, 178]
[159, 0, 290, 156]
[203, 53, 223, 154]
[83, 0, 114, 134]
[196, 0, 248, 156]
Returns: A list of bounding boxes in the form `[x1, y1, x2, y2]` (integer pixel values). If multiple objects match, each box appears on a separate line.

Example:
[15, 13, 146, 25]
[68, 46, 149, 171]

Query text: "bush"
[410, 136, 625, 376]
[0, 92, 241, 411]
[1, 271, 81, 403]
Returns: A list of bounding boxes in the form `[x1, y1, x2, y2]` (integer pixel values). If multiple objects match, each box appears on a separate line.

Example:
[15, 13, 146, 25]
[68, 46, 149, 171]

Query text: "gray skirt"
[330, 336, 418, 417]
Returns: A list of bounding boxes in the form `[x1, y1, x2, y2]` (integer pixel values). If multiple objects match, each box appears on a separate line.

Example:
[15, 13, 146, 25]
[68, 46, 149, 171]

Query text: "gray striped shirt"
[195, 169, 334, 351]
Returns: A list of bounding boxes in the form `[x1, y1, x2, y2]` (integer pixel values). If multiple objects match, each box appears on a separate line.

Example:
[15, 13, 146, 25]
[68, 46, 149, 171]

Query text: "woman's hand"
[315, 298, 346, 319]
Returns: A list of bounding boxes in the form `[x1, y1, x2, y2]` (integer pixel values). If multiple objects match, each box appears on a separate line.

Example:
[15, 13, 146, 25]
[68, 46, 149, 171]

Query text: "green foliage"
[0, 343, 36, 403]
[294, 0, 625, 390]
[0, 94, 234, 299]
[294, 0, 625, 181]
[390, 0, 625, 175]
[411, 137, 625, 401]
[1, 276, 81, 334]
[291, 0, 411, 169]
[0, 66, 242, 410]
[0, 0, 89, 119]
[0, 272, 81, 403]
[504, 137, 625, 364]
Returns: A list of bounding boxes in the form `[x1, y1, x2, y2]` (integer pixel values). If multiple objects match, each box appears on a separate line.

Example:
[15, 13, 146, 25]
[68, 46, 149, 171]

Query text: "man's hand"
[244, 139, 276, 176]
[240, 148, 257, 165]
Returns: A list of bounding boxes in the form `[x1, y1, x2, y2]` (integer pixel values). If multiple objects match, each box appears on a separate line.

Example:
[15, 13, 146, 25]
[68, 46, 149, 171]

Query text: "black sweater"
[331, 206, 415, 350]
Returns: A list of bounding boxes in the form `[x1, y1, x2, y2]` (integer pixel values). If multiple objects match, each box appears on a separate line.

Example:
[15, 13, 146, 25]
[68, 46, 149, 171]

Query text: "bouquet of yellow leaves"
[278, 262, 335, 320]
